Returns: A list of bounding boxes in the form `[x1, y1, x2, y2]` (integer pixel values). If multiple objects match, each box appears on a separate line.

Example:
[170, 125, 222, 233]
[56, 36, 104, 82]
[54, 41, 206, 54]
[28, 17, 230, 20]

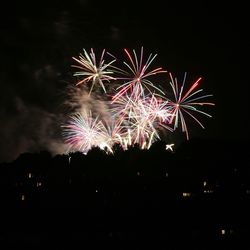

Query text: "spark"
[166, 143, 174, 152]
[72, 48, 116, 94]
[112, 47, 167, 102]
[61, 110, 113, 154]
[167, 72, 215, 140]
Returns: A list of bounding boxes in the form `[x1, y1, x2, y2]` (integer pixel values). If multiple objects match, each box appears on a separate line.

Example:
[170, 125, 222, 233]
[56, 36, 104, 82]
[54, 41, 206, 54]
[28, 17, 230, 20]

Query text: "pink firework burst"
[112, 47, 167, 102]
[62, 110, 113, 154]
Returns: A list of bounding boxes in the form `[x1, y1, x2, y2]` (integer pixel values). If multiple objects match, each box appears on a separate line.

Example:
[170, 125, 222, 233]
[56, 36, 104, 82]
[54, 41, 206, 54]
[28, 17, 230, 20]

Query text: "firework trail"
[62, 47, 214, 154]
[112, 47, 167, 102]
[62, 110, 114, 154]
[166, 72, 215, 140]
[72, 48, 117, 94]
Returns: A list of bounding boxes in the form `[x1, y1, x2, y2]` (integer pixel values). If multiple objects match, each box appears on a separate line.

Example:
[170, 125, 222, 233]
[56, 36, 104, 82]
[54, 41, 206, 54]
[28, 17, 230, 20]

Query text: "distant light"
[95, 189, 98, 193]
[182, 192, 191, 197]
[137, 171, 140, 176]
[221, 229, 226, 235]
[36, 182, 42, 187]
[203, 181, 207, 187]
[165, 172, 169, 177]
[204, 190, 213, 194]
[28, 173, 32, 179]
[21, 194, 25, 201]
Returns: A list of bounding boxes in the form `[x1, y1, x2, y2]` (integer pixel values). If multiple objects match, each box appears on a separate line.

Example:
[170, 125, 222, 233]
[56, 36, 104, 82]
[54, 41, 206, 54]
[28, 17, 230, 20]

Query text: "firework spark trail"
[62, 110, 114, 154]
[72, 48, 117, 94]
[62, 47, 215, 154]
[167, 72, 215, 140]
[112, 47, 167, 102]
[125, 96, 159, 149]
[109, 93, 173, 150]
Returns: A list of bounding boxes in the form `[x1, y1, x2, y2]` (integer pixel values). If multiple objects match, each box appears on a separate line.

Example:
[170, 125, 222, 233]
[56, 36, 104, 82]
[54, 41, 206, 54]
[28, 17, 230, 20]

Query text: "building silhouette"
[0, 138, 249, 248]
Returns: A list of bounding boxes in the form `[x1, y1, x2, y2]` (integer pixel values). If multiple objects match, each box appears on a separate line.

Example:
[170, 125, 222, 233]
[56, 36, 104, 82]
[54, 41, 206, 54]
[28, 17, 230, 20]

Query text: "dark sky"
[0, 1, 249, 162]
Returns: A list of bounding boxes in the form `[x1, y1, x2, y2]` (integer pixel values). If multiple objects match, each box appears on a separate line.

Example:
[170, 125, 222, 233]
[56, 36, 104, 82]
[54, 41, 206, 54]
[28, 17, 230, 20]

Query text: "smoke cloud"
[0, 97, 67, 163]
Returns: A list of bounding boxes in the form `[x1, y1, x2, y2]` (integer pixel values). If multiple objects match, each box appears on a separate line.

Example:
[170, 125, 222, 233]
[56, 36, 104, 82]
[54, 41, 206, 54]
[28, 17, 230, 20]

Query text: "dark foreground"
[0, 138, 249, 249]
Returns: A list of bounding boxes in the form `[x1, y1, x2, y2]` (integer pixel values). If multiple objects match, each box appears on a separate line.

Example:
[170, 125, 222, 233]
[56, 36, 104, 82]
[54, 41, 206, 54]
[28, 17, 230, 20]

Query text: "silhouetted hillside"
[0, 138, 249, 248]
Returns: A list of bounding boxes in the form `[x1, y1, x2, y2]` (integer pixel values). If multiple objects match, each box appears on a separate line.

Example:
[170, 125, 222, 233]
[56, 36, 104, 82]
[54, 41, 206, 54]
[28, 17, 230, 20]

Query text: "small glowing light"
[95, 189, 98, 193]
[204, 190, 213, 194]
[165, 172, 169, 177]
[166, 144, 174, 152]
[137, 171, 140, 176]
[36, 182, 42, 187]
[221, 229, 226, 235]
[21, 194, 25, 201]
[28, 173, 32, 178]
[182, 192, 191, 197]
[203, 181, 207, 187]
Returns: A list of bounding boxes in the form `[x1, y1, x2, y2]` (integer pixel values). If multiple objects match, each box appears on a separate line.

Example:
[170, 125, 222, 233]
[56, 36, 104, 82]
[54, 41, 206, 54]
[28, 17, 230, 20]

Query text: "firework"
[62, 47, 215, 155]
[72, 48, 116, 94]
[167, 72, 215, 140]
[166, 143, 174, 152]
[112, 47, 167, 102]
[62, 110, 113, 154]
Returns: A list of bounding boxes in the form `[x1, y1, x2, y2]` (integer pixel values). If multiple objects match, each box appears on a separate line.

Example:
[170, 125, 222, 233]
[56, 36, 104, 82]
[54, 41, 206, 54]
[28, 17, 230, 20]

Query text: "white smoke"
[0, 97, 67, 163]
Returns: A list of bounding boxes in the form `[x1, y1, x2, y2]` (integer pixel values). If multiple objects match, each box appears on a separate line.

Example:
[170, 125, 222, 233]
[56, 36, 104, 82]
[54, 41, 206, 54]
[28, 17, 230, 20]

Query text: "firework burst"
[72, 48, 116, 94]
[62, 47, 215, 155]
[167, 72, 215, 140]
[112, 47, 167, 102]
[62, 110, 113, 154]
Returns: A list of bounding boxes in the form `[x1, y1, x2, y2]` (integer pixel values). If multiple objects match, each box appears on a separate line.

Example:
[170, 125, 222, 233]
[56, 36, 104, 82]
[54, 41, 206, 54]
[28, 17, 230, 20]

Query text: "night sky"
[0, 1, 249, 163]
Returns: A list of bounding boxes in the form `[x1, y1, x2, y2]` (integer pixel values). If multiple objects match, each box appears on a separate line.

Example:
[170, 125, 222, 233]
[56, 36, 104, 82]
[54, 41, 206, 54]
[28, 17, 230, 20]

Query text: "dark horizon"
[1, 137, 250, 248]
[0, 136, 248, 165]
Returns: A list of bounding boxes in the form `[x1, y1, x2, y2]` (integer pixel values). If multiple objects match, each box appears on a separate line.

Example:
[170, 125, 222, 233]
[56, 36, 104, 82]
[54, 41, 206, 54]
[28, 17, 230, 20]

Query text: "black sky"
[0, 1, 249, 162]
